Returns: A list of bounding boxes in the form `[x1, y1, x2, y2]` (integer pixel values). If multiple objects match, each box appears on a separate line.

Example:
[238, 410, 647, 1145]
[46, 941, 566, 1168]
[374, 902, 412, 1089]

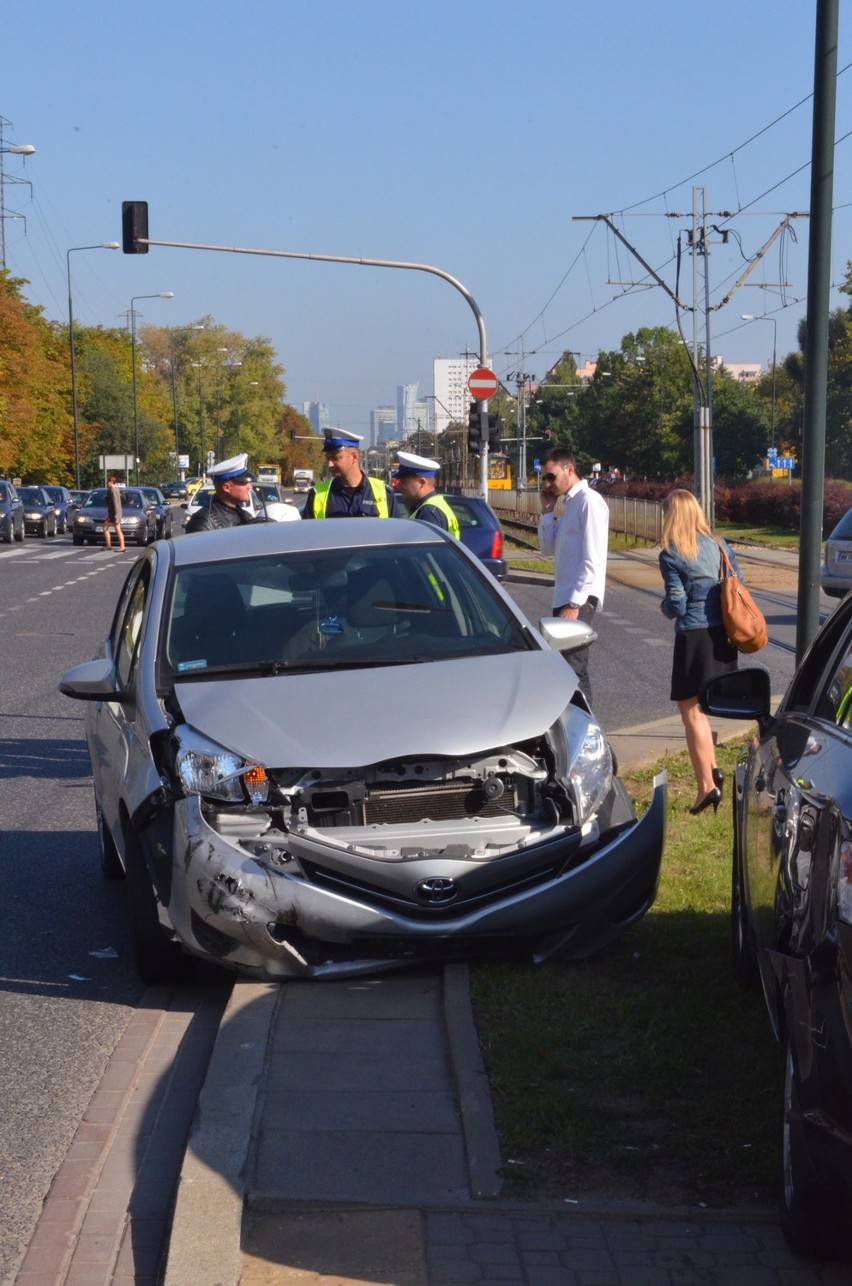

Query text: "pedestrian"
[537, 446, 609, 704]
[658, 489, 740, 815]
[103, 475, 125, 551]
[185, 454, 260, 533]
[302, 429, 400, 519]
[394, 451, 459, 537]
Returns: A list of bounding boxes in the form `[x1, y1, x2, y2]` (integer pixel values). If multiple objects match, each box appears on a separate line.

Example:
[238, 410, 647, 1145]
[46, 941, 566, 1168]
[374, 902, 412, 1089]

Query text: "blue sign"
[775, 456, 796, 470]
[533, 460, 541, 471]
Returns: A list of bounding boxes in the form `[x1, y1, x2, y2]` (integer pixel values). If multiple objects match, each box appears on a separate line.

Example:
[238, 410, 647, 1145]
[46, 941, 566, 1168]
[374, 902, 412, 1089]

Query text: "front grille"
[364, 776, 516, 825]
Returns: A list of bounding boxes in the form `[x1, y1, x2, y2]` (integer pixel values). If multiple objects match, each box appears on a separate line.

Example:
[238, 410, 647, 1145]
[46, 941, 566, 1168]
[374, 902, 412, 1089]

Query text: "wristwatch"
[564, 602, 581, 610]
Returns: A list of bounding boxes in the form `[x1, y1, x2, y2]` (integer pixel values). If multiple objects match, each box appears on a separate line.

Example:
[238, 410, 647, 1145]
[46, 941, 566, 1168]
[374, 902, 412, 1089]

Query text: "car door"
[89, 561, 155, 844]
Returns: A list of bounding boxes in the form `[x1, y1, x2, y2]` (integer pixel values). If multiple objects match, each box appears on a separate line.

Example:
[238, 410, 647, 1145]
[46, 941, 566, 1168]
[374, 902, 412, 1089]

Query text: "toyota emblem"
[416, 877, 458, 905]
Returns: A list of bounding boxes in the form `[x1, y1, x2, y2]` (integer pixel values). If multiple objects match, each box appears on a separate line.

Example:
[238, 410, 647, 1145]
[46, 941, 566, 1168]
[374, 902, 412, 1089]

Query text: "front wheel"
[2, 521, 11, 545]
[780, 1037, 852, 1260]
[123, 821, 193, 985]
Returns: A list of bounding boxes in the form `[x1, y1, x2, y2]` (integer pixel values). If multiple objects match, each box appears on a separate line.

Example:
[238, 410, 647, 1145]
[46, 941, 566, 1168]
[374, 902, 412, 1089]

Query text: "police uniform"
[303, 429, 400, 519]
[185, 455, 260, 533]
[395, 452, 459, 538]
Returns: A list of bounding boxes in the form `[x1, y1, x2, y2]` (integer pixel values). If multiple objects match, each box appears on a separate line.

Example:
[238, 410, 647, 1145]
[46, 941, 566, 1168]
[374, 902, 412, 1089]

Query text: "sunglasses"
[541, 468, 566, 483]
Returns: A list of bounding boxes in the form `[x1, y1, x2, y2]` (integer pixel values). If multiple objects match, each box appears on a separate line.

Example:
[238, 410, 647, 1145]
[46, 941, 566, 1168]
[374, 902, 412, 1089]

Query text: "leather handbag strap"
[714, 534, 737, 581]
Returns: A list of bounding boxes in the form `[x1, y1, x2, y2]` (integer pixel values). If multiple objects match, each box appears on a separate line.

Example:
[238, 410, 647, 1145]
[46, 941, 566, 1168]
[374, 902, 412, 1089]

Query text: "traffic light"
[487, 413, 503, 452]
[122, 201, 149, 254]
[467, 401, 483, 454]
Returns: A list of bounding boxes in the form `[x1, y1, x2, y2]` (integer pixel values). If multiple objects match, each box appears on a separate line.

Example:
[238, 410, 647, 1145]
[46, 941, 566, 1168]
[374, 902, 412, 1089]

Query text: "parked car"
[0, 480, 24, 543]
[703, 596, 852, 1260]
[396, 493, 507, 580]
[72, 486, 158, 546]
[160, 480, 189, 500]
[19, 486, 58, 538]
[59, 518, 665, 986]
[42, 484, 80, 534]
[138, 486, 174, 540]
[821, 507, 852, 599]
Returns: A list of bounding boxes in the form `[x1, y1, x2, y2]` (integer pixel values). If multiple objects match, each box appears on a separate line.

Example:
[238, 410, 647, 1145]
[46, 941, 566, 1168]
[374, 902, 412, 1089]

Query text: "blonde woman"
[659, 490, 740, 814]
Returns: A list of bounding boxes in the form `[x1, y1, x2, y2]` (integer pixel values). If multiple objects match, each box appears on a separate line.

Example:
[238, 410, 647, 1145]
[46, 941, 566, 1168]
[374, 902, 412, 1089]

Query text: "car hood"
[174, 649, 576, 768]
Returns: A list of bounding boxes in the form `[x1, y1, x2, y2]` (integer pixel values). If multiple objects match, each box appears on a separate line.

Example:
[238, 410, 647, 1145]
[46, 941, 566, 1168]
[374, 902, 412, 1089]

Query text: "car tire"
[97, 805, 124, 880]
[780, 1036, 852, 1260]
[2, 520, 11, 545]
[14, 520, 23, 543]
[730, 790, 759, 988]
[39, 522, 47, 538]
[123, 819, 193, 985]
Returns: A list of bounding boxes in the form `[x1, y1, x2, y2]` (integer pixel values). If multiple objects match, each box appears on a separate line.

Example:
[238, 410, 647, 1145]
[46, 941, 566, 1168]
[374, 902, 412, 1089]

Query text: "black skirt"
[670, 624, 738, 702]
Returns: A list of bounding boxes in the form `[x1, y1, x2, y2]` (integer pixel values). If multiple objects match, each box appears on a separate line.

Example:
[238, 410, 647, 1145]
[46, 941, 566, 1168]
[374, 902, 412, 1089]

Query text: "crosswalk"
[0, 542, 129, 562]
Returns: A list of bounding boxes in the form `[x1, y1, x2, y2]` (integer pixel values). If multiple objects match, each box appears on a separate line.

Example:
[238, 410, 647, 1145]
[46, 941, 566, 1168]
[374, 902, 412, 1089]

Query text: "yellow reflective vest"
[312, 476, 390, 518]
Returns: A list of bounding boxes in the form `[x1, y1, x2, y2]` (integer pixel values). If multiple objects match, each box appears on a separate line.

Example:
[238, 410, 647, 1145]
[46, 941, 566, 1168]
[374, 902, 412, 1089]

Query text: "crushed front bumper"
[148, 772, 667, 979]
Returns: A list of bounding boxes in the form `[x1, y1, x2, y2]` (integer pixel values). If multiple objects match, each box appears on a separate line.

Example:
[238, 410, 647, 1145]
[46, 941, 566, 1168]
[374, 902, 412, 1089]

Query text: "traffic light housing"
[122, 201, 149, 254]
[467, 401, 483, 454]
[487, 413, 502, 452]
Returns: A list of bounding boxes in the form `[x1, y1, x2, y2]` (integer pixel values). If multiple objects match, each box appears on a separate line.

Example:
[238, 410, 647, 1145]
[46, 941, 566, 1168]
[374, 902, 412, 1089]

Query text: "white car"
[182, 485, 300, 528]
[253, 483, 302, 522]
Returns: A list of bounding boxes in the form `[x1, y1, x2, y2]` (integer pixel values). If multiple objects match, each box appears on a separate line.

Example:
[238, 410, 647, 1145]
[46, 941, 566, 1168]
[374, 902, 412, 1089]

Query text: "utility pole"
[574, 206, 804, 523]
[507, 343, 535, 490]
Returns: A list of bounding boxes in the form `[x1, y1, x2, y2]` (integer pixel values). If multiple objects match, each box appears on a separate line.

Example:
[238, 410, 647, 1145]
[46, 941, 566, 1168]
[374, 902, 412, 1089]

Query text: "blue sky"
[4, 1, 851, 433]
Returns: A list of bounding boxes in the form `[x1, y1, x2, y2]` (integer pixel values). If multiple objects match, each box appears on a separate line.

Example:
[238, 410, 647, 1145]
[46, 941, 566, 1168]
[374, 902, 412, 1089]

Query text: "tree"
[0, 272, 72, 480]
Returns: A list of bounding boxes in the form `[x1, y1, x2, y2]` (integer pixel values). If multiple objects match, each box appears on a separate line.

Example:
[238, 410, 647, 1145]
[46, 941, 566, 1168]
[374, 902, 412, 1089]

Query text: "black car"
[42, 484, 79, 534]
[18, 486, 58, 538]
[139, 486, 174, 540]
[0, 480, 24, 544]
[395, 493, 507, 580]
[160, 480, 188, 500]
[703, 598, 852, 1260]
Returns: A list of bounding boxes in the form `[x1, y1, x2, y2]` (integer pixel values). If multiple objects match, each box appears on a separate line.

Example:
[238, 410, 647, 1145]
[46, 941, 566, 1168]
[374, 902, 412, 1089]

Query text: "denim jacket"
[659, 532, 742, 632]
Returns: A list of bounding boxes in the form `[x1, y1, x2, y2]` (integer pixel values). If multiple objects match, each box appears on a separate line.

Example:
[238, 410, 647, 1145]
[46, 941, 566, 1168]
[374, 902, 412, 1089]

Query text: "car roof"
[169, 515, 447, 568]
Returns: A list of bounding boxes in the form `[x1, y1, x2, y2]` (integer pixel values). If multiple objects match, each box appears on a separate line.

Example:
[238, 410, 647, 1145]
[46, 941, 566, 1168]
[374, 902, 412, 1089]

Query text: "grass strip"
[470, 739, 781, 1208]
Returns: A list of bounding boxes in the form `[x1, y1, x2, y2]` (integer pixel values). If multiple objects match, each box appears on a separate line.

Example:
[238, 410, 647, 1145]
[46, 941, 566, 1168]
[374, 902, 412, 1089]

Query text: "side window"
[113, 564, 150, 687]
[815, 636, 852, 728]
[787, 602, 852, 715]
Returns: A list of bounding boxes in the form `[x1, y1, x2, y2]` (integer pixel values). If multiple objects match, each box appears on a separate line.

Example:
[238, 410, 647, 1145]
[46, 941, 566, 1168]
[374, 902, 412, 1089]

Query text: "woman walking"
[659, 490, 740, 815]
[104, 475, 125, 552]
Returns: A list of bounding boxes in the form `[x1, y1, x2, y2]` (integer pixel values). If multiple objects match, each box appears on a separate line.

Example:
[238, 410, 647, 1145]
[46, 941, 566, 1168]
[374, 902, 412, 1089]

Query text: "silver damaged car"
[60, 519, 666, 983]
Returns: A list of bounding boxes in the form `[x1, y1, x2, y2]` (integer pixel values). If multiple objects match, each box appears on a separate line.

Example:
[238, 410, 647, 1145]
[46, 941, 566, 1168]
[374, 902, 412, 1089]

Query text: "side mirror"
[539, 617, 598, 654]
[59, 657, 123, 702]
[701, 668, 772, 726]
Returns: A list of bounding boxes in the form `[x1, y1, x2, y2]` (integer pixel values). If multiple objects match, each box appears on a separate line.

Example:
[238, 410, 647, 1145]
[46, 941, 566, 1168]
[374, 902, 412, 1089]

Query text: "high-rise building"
[396, 383, 420, 442]
[302, 401, 331, 434]
[432, 356, 479, 435]
[370, 406, 396, 448]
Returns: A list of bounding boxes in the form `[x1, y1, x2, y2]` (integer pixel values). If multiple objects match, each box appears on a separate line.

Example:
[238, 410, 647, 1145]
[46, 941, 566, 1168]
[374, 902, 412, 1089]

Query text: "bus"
[487, 457, 512, 490]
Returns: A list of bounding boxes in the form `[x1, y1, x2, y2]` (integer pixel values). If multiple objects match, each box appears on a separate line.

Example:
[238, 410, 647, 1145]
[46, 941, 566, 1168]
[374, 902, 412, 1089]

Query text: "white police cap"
[396, 451, 441, 477]
[208, 453, 253, 483]
[322, 428, 363, 451]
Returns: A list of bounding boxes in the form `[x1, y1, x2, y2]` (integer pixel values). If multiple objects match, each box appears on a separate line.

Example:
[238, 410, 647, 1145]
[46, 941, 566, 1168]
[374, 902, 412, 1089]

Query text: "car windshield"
[829, 508, 852, 541]
[84, 489, 144, 509]
[44, 487, 63, 501]
[192, 488, 253, 512]
[19, 488, 43, 503]
[163, 543, 531, 680]
[0, 485, 8, 502]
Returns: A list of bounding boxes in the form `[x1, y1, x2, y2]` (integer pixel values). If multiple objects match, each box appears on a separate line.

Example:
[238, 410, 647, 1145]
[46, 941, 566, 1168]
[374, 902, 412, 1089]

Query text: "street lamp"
[0, 118, 36, 268]
[130, 292, 174, 482]
[66, 242, 119, 489]
[741, 314, 778, 449]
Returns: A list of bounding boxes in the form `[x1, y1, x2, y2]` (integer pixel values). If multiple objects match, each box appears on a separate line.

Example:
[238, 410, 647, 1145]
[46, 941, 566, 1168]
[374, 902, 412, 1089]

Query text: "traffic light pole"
[121, 204, 491, 497]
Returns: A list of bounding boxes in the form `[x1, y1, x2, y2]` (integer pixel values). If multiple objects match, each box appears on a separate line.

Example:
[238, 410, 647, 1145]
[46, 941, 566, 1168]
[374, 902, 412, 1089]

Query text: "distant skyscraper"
[396, 382, 419, 442]
[370, 406, 396, 448]
[302, 401, 331, 434]
[432, 356, 479, 435]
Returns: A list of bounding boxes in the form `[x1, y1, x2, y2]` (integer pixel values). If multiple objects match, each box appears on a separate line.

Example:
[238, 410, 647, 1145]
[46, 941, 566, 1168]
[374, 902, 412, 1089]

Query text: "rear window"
[829, 508, 852, 541]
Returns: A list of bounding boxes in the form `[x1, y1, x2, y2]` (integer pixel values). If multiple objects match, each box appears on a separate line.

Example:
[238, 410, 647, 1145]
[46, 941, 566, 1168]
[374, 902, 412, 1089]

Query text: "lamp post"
[130, 292, 174, 482]
[66, 242, 119, 488]
[740, 314, 778, 450]
[0, 120, 35, 268]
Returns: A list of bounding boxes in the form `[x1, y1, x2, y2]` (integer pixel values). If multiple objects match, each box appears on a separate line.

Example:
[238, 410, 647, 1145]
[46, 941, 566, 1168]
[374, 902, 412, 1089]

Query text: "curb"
[443, 964, 504, 1200]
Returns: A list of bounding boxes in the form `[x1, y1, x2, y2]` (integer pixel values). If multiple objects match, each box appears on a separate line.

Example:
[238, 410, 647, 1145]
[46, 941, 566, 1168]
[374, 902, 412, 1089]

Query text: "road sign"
[775, 456, 796, 470]
[467, 367, 499, 399]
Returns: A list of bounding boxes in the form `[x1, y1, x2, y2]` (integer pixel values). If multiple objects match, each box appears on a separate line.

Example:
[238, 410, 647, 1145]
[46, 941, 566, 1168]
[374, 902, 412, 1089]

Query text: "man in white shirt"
[538, 448, 609, 703]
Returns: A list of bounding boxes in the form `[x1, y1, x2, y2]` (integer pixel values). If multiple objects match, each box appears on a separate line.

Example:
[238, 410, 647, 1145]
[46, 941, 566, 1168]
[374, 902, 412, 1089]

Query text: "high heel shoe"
[712, 767, 725, 790]
[689, 788, 722, 815]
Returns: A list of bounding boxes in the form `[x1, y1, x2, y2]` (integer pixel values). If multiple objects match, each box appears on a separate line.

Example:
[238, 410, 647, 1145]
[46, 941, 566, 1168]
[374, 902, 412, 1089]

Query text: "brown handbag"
[715, 537, 768, 654]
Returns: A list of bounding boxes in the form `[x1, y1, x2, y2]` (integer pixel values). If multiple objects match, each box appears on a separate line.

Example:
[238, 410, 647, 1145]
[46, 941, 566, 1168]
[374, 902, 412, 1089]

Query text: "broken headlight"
[547, 706, 613, 825]
[174, 727, 269, 804]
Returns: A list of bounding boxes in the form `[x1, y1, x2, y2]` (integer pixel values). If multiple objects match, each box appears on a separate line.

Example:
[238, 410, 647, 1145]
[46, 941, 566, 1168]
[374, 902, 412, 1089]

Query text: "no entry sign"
[467, 367, 499, 398]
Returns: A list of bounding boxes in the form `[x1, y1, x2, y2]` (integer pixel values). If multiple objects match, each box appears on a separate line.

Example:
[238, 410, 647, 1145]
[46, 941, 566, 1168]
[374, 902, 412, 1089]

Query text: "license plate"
[837, 551, 851, 562]
[95, 524, 103, 533]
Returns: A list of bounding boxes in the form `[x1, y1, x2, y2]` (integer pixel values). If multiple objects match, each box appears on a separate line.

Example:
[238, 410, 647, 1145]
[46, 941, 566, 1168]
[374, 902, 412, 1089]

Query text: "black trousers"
[556, 597, 599, 704]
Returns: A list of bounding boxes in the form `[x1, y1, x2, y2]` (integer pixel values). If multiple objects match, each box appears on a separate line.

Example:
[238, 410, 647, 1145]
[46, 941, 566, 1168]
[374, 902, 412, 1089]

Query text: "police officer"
[185, 454, 261, 533]
[303, 429, 400, 519]
[395, 451, 460, 538]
